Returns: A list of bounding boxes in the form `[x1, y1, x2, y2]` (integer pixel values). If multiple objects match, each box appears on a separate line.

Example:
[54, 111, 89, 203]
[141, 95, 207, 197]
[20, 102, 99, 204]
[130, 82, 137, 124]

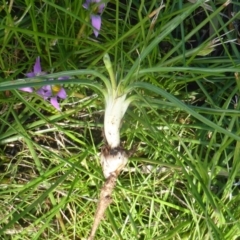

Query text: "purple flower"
[37, 84, 67, 111]
[19, 57, 46, 93]
[83, 0, 105, 37]
[20, 57, 68, 111]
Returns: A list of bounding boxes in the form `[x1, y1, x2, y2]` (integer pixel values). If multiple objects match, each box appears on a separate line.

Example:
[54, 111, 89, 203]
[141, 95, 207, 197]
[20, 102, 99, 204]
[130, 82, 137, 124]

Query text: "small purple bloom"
[20, 56, 46, 94]
[37, 84, 67, 111]
[20, 57, 68, 111]
[19, 57, 46, 93]
[83, 0, 105, 37]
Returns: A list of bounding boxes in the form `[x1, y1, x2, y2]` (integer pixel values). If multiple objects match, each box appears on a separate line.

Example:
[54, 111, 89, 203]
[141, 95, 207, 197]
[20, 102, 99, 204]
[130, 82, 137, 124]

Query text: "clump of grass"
[1, 0, 240, 239]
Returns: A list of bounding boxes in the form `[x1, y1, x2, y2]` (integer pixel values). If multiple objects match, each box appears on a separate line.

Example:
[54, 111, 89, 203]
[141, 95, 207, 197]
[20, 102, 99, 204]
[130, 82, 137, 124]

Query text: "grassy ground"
[1, 0, 240, 239]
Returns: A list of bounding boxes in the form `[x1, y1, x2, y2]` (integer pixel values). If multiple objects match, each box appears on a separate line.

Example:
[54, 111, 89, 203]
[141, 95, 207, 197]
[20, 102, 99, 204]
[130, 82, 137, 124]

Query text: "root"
[88, 146, 128, 240]
[88, 174, 117, 240]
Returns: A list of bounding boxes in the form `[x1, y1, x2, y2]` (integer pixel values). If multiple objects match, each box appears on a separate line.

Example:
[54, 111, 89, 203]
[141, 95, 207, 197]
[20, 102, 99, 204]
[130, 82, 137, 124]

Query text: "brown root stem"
[88, 146, 128, 239]
[88, 174, 117, 240]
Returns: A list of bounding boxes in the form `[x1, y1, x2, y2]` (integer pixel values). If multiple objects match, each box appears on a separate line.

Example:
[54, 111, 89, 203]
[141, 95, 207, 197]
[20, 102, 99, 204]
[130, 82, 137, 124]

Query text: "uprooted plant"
[88, 54, 132, 240]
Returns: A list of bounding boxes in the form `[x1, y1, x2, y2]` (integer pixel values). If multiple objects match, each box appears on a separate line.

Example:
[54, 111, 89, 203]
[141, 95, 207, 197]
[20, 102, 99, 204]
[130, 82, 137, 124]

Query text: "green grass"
[1, 0, 240, 239]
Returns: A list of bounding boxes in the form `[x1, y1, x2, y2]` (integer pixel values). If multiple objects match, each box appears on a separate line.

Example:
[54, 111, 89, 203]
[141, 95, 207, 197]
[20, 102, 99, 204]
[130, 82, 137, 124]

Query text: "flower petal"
[57, 88, 67, 99]
[83, 0, 91, 9]
[33, 57, 42, 74]
[92, 0, 105, 13]
[97, 2, 105, 13]
[37, 85, 52, 99]
[26, 72, 36, 78]
[19, 87, 34, 93]
[50, 97, 60, 111]
[91, 14, 101, 37]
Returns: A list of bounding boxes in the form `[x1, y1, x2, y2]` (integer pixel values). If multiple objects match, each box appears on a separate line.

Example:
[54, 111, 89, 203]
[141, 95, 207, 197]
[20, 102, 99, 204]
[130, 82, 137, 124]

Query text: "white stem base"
[100, 146, 128, 179]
